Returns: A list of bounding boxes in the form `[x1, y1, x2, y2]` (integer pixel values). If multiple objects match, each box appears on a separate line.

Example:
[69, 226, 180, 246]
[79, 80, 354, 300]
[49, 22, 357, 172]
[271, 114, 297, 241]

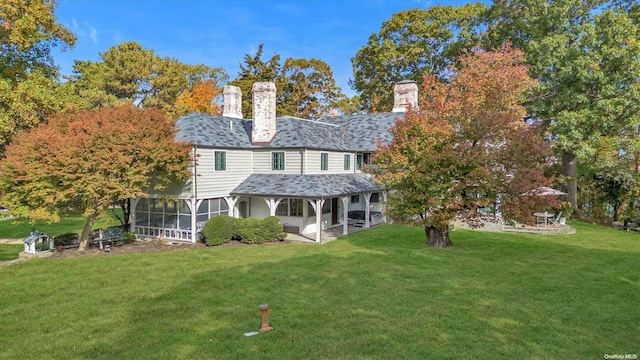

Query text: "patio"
[284, 224, 369, 244]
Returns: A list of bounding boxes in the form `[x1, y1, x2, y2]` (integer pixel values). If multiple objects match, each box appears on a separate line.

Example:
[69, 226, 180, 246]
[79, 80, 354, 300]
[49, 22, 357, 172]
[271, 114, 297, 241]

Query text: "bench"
[623, 219, 639, 232]
[90, 226, 126, 248]
[283, 225, 300, 234]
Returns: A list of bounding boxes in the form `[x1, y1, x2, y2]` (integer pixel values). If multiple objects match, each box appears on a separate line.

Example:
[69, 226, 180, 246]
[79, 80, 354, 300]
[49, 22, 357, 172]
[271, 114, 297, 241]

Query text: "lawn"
[0, 222, 637, 359]
[0, 208, 124, 239]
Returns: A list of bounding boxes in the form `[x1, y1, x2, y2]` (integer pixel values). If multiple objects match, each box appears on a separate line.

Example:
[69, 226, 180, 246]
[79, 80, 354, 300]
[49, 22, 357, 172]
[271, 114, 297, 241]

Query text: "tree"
[351, 4, 488, 113]
[487, 1, 640, 217]
[175, 79, 223, 116]
[373, 45, 553, 247]
[279, 58, 344, 119]
[0, 0, 76, 155]
[332, 95, 361, 115]
[0, 105, 192, 250]
[229, 44, 282, 119]
[69, 41, 227, 116]
[230, 44, 348, 119]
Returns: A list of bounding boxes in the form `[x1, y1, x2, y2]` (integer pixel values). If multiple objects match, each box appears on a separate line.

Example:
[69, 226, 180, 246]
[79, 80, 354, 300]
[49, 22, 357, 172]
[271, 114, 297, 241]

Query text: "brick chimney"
[223, 85, 243, 119]
[251, 82, 277, 144]
[392, 80, 418, 113]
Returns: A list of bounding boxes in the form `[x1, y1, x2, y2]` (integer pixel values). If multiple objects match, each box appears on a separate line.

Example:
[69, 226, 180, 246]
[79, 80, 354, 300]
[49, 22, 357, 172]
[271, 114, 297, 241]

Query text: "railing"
[135, 226, 192, 241]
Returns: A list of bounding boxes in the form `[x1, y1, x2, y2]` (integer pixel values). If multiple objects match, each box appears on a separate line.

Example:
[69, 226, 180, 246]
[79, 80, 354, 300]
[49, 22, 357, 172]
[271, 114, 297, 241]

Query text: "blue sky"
[53, 0, 480, 97]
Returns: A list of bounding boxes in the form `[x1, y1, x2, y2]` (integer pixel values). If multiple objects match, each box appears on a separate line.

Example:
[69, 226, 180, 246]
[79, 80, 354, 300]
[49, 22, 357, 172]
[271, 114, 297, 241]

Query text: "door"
[331, 198, 339, 225]
[238, 201, 248, 218]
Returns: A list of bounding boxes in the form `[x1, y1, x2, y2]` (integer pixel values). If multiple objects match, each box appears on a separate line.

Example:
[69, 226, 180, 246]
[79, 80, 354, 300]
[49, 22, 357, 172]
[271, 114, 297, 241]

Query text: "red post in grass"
[259, 304, 273, 332]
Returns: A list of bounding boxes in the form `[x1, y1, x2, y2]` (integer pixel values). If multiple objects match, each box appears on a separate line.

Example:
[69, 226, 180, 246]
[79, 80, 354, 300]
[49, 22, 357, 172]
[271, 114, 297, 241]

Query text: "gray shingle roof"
[231, 174, 384, 198]
[251, 116, 354, 151]
[175, 112, 252, 147]
[317, 112, 404, 152]
[175, 113, 355, 151]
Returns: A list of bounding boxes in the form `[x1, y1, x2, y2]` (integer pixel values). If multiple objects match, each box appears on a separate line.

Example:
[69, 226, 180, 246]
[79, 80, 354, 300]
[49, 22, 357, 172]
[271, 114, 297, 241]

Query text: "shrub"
[123, 232, 137, 243]
[53, 233, 79, 247]
[201, 215, 287, 245]
[201, 215, 236, 246]
[237, 217, 262, 244]
[237, 216, 287, 244]
[263, 216, 287, 241]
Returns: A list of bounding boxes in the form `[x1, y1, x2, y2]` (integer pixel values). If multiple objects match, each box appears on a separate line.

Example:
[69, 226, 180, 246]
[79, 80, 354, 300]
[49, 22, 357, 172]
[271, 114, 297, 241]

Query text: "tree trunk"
[78, 213, 99, 251]
[425, 226, 452, 248]
[118, 199, 131, 232]
[561, 150, 580, 217]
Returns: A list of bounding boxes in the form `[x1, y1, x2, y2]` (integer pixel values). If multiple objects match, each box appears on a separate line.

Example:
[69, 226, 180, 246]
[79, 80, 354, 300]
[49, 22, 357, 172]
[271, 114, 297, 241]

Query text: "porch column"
[130, 198, 139, 233]
[309, 198, 325, 243]
[303, 199, 309, 232]
[225, 196, 239, 218]
[363, 192, 371, 228]
[193, 199, 205, 236]
[186, 198, 198, 244]
[341, 196, 349, 235]
[264, 197, 283, 216]
[382, 191, 388, 223]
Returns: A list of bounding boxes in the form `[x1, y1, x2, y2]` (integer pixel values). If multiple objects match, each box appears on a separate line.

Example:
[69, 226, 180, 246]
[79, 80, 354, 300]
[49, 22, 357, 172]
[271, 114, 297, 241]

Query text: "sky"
[53, 0, 481, 97]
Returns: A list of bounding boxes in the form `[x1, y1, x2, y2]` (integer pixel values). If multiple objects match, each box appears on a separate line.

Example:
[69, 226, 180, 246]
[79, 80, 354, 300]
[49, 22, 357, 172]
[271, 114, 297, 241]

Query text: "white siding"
[252, 148, 303, 174]
[195, 148, 253, 198]
[147, 179, 193, 199]
[305, 150, 356, 174]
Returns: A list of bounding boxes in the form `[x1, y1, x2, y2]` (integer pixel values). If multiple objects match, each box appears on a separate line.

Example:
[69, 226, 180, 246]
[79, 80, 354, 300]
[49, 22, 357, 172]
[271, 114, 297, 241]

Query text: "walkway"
[284, 224, 368, 244]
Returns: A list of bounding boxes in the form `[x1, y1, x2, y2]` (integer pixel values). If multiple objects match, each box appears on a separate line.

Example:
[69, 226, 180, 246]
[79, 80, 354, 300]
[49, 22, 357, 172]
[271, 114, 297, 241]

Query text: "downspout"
[192, 144, 198, 243]
[301, 147, 304, 175]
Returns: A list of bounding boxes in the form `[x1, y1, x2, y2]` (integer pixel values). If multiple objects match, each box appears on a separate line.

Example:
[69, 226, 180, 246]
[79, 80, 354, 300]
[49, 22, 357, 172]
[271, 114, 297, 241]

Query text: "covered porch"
[230, 174, 387, 243]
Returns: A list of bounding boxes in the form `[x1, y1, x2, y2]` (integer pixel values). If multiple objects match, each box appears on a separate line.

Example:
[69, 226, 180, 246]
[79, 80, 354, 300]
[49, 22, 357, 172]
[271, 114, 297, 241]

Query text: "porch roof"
[230, 174, 384, 198]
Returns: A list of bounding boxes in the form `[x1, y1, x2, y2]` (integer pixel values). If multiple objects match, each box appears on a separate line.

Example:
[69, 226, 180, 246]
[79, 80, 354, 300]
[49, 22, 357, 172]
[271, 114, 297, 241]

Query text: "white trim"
[341, 196, 349, 235]
[320, 152, 329, 171]
[363, 192, 371, 228]
[271, 151, 286, 171]
[213, 150, 227, 172]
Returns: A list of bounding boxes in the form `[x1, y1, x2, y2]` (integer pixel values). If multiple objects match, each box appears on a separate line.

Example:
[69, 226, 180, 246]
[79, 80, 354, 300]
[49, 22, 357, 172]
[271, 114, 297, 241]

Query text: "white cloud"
[68, 18, 99, 45]
[89, 27, 98, 44]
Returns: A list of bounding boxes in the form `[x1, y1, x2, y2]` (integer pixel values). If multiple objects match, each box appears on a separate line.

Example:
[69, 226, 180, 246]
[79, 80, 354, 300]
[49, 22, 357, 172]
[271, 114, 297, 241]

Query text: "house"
[131, 80, 419, 243]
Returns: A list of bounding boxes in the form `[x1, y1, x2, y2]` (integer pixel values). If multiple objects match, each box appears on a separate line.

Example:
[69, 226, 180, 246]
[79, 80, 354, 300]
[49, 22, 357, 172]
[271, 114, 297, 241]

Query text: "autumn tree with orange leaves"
[373, 45, 555, 247]
[0, 105, 192, 250]
[175, 79, 223, 115]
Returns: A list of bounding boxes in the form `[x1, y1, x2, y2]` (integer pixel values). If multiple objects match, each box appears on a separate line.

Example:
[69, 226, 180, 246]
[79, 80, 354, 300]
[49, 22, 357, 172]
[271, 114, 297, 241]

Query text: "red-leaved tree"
[0, 105, 192, 250]
[374, 45, 555, 247]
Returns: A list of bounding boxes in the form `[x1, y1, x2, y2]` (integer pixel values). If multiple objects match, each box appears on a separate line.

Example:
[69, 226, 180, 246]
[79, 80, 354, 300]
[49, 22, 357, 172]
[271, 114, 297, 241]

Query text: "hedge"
[200, 215, 287, 246]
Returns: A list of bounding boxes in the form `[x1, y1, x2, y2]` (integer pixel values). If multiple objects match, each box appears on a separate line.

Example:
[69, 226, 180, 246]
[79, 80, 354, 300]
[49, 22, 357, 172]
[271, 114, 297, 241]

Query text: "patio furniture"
[548, 212, 564, 226]
[623, 219, 639, 232]
[533, 212, 554, 227]
[89, 226, 125, 249]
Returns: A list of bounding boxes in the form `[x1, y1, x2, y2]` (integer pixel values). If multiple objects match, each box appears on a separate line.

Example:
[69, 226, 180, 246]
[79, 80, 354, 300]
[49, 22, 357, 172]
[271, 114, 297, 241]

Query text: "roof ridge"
[279, 116, 340, 127]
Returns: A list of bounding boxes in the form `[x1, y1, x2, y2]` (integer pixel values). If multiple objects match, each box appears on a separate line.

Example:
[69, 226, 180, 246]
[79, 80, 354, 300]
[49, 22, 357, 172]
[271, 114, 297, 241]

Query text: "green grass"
[0, 244, 22, 261]
[0, 208, 123, 239]
[0, 222, 637, 359]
